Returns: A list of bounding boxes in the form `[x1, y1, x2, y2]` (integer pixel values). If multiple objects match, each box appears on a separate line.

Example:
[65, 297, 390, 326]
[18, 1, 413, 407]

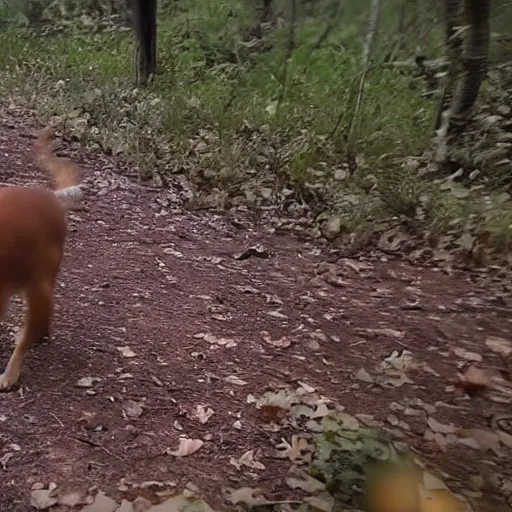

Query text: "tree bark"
[133, 0, 157, 86]
[435, 0, 490, 162]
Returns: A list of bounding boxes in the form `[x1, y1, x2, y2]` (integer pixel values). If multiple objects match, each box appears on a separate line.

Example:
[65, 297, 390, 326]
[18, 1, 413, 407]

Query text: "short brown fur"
[0, 126, 82, 390]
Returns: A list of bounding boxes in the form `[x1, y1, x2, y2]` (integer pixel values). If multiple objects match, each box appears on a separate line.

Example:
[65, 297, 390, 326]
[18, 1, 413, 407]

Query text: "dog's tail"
[34, 126, 83, 210]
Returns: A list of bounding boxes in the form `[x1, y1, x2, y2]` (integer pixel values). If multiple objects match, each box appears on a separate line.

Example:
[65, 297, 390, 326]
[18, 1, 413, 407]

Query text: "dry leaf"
[453, 347, 482, 362]
[425, 429, 450, 452]
[267, 310, 288, 319]
[304, 492, 334, 512]
[286, 472, 326, 493]
[497, 430, 512, 449]
[355, 367, 374, 384]
[277, 435, 313, 462]
[230, 450, 266, 471]
[165, 438, 204, 457]
[263, 333, 291, 348]
[200, 333, 237, 348]
[193, 405, 214, 424]
[225, 487, 271, 509]
[58, 491, 86, 508]
[30, 484, 58, 510]
[224, 375, 247, 386]
[458, 428, 503, 456]
[485, 336, 512, 357]
[117, 346, 136, 358]
[0, 453, 13, 470]
[81, 493, 119, 512]
[76, 376, 100, 388]
[427, 417, 458, 435]
[363, 328, 405, 339]
[123, 400, 144, 419]
[145, 493, 216, 512]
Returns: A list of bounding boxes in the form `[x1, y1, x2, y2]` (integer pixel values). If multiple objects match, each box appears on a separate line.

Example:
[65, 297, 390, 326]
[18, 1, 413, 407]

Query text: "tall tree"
[132, 0, 157, 86]
[435, 0, 491, 162]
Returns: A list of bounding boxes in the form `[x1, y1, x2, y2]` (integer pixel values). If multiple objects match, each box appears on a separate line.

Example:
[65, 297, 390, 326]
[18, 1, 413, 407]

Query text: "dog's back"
[0, 186, 66, 292]
[0, 125, 82, 390]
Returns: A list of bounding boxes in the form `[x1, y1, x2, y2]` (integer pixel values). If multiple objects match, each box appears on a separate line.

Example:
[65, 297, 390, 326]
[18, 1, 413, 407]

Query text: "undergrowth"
[1, 0, 512, 263]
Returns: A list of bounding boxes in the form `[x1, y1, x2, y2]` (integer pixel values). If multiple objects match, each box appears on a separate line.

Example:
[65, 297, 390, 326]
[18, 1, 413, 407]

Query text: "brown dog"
[0, 126, 82, 390]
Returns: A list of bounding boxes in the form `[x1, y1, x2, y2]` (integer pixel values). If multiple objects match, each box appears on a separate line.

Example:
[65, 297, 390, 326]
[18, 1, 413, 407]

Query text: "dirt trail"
[0, 105, 511, 512]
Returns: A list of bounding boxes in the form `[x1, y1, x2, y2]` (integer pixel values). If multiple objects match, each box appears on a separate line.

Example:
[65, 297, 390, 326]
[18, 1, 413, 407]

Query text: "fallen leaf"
[297, 381, 316, 393]
[304, 492, 334, 512]
[0, 453, 13, 470]
[123, 400, 144, 419]
[308, 339, 321, 351]
[381, 374, 414, 387]
[458, 428, 503, 456]
[267, 310, 288, 319]
[30, 484, 58, 510]
[453, 347, 482, 362]
[230, 450, 266, 471]
[81, 493, 118, 512]
[286, 471, 325, 493]
[192, 405, 214, 424]
[117, 499, 134, 512]
[224, 375, 247, 386]
[427, 417, 458, 435]
[200, 333, 237, 348]
[424, 429, 450, 452]
[182, 482, 201, 500]
[277, 435, 313, 462]
[234, 245, 269, 261]
[146, 493, 216, 512]
[355, 367, 374, 384]
[117, 346, 136, 358]
[291, 403, 331, 420]
[497, 430, 512, 449]
[58, 492, 86, 508]
[225, 487, 271, 509]
[165, 438, 204, 457]
[363, 328, 405, 339]
[76, 376, 100, 388]
[263, 333, 291, 348]
[133, 496, 152, 512]
[383, 350, 413, 371]
[485, 336, 512, 357]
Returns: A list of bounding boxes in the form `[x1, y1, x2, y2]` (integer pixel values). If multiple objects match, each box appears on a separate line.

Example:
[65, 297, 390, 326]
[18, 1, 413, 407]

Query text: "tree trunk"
[133, 0, 157, 86]
[435, 0, 491, 162]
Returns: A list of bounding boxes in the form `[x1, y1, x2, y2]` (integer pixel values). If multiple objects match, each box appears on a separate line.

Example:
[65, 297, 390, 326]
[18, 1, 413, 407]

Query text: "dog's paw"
[0, 370, 20, 392]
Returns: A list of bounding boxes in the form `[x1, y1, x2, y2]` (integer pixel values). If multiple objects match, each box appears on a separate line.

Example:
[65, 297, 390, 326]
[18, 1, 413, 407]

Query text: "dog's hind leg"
[0, 278, 54, 390]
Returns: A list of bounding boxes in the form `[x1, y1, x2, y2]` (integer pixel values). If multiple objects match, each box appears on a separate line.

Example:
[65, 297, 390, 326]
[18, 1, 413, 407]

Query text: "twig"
[70, 436, 123, 461]
[51, 413, 64, 427]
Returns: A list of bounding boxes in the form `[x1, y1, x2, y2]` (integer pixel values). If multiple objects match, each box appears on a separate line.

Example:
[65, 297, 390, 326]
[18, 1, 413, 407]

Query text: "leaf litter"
[165, 438, 204, 457]
[5, 103, 512, 512]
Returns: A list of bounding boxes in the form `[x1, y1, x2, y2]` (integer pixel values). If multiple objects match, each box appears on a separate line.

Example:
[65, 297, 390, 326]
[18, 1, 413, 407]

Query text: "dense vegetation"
[1, 0, 512, 263]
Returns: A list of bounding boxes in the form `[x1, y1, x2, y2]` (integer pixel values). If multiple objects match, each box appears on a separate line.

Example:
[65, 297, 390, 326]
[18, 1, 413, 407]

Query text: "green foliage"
[1, 0, 512, 262]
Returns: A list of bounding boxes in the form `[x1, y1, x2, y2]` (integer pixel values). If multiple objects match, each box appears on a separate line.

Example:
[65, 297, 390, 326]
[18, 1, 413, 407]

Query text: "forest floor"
[0, 103, 512, 512]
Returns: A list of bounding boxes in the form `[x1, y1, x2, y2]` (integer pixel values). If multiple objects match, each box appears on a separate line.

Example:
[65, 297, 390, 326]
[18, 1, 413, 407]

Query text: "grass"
[1, 0, 512, 262]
